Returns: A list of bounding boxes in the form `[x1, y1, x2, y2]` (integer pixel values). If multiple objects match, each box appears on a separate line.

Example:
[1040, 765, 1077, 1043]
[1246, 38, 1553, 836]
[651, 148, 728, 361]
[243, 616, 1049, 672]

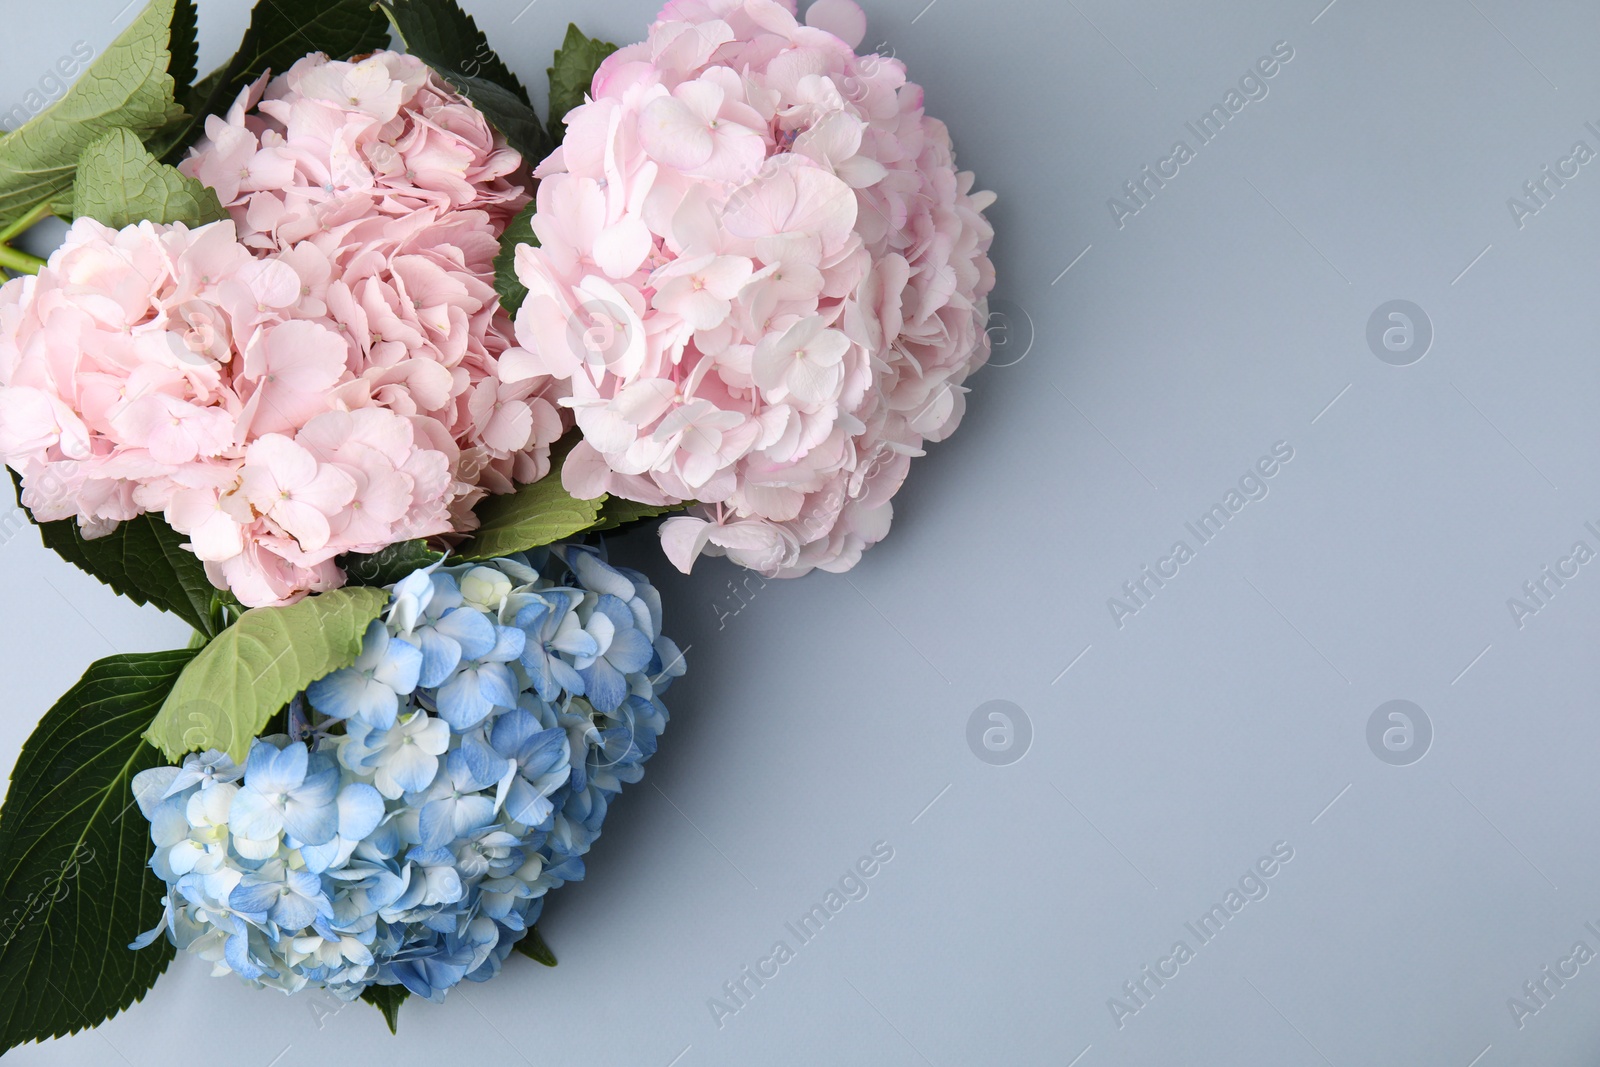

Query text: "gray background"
[3, 0, 1599, 1064]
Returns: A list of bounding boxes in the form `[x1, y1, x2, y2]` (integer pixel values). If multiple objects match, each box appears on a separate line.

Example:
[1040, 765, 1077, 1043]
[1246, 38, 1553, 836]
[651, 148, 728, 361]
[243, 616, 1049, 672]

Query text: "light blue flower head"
[132, 545, 684, 1002]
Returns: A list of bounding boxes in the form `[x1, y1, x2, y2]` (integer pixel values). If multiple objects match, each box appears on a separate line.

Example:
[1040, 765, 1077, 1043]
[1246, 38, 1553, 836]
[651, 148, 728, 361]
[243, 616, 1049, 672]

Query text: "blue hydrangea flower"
[132, 545, 684, 1003]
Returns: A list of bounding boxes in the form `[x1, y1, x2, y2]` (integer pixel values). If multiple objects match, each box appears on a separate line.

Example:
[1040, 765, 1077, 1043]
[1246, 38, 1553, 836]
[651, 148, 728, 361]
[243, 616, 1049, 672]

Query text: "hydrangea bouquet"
[0, 0, 992, 1049]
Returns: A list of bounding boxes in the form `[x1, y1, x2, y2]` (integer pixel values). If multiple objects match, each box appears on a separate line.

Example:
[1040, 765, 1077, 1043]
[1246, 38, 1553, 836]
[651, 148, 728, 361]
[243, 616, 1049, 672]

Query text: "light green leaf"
[547, 25, 617, 144]
[145, 586, 389, 762]
[0, 650, 191, 1055]
[493, 200, 535, 313]
[73, 128, 226, 228]
[457, 444, 605, 562]
[0, 0, 184, 230]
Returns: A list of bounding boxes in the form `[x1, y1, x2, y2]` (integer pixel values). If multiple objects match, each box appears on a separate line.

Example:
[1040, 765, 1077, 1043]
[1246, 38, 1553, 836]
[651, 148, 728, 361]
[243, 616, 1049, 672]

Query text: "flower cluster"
[502, 0, 996, 577]
[0, 51, 563, 607]
[131, 547, 684, 1001]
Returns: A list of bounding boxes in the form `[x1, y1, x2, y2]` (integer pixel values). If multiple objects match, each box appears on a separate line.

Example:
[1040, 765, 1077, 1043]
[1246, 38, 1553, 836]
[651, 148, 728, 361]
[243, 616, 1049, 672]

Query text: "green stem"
[0, 203, 52, 244]
[0, 243, 45, 275]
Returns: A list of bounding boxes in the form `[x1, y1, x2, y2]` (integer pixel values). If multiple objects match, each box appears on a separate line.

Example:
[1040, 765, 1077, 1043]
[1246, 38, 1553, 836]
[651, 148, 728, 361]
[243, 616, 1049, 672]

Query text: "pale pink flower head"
[0, 53, 564, 608]
[505, 0, 996, 576]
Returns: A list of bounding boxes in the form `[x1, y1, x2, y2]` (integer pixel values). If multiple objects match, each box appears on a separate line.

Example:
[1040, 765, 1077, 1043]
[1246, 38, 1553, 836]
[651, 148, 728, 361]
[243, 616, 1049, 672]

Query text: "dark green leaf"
[164, 0, 391, 162]
[146, 586, 389, 761]
[375, 0, 528, 102]
[513, 925, 558, 967]
[0, 0, 185, 229]
[376, 0, 550, 164]
[168, 0, 200, 92]
[547, 25, 616, 143]
[0, 650, 193, 1055]
[444, 75, 551, 163]
[457, 439, 605, 562]
[360, 984, 409, 1033]
[593, 498, 690, 533]
[73, 127, 227, 228]
[341, 539, 444, 588]
[11, 469, 217, 637]
[493, 199, 535, 312]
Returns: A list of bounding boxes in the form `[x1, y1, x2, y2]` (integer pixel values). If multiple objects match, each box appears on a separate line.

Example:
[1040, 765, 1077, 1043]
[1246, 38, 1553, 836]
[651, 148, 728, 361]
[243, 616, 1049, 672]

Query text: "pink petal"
[805, 0, 868, 49]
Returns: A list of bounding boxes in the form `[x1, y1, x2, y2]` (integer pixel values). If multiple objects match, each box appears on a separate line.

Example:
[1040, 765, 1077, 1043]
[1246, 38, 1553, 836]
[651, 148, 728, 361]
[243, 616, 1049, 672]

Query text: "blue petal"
[436, 607, 496, 661]
[519, 646, 556, 700]
[476, 663, 519, 711]
[338, 782, 385, 841]
[307, 670, 397, 727]
[578, 657, 627, 712]
[604, 626, 653, 674]
[487, 625, 526, 663]
[417, 800, 457, 850]
[571, 549, 635, 599]
[281, 767, 340, 845]
[503, 778, 555, 828]
[272, 888, 321, 932]
[455, 738, 511, 793]
[436, 670, 494, 731]
[375, 636, 423, 694]
[592, 593, 635, 634]
[228, 788, 283, 841]
[416, 628, 463, 688]
[224, 925, 265, 979]
[489, 708, 539, 759]
[450, 795, 497, 838]
[549, 656, 585, 697]
[228, 880, 278, 922]
[246, 742, 306, 792]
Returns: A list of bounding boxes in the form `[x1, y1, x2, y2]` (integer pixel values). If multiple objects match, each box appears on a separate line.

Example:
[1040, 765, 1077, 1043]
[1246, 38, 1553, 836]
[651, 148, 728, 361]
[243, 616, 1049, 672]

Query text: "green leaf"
[360, 984, 409, 1033]
[168, 0, 200, 93]
[163, 0, 392, 162]
[341, 539, 444, 588]
[457, 443, 605, 562]
[73, 128, 226, 228]
[513, 925, 557, 967]
[593, 498, 689, 533]
[0, 0, 184, 230]
[11, 469, 218, 637]
[0, 650, 192, 1055]
[441, 75, 552, 164]
[493, 200, 535, 313]
[376, 0, 550, 164]
[145, 586, 389, 762]
[375, 0, 528, 103]
[547, 25, 616, 143]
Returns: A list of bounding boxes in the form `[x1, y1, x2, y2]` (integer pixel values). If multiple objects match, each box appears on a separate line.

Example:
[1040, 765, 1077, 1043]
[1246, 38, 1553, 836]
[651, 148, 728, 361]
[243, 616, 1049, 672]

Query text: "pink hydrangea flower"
[0, 52, 564, 607]
[503, 0, 996, 576]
